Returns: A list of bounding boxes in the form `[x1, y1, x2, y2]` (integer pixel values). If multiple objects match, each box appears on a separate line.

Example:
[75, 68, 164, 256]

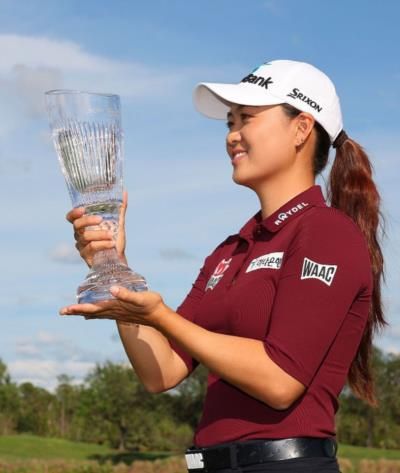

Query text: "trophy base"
[77, 263, 148, 304]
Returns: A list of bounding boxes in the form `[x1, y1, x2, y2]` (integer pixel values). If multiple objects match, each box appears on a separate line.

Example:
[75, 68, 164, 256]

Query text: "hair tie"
[333, 130, 348, 149]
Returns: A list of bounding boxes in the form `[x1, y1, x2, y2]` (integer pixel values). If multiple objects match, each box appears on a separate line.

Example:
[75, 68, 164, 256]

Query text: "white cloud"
[9, 340, 132, 391]
[15, 342, 41, 357]
[0, 34, 183, 95]
[11, 330, 112, 391]
[0, 34, 183, 141]
[9, 64, 62, 118]
[0, 33, 189, 119]
[36, 331, 64, 344]
[14, 331, 99, 363]
[49, 242, 81, 264]
[9, 359, 96, 391]
[0, 35, 107, 72]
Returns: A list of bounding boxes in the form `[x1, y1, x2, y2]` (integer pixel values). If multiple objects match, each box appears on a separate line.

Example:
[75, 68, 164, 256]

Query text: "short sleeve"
[263, 210, 372, 388]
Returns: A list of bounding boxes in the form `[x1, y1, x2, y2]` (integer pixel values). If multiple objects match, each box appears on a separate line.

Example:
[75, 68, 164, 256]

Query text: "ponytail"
[328, 136, 388, 407]
[281, 103, 389, 407]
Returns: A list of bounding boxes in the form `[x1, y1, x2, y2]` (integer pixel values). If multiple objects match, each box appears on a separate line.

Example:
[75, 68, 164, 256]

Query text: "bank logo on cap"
[241, 73, 273, 90]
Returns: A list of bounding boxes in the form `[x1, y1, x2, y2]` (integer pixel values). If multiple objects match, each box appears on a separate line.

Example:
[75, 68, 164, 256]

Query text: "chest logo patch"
[301, 257, 337, 286]
[246, 252, 284, 273]
[205, 258, 232, 291]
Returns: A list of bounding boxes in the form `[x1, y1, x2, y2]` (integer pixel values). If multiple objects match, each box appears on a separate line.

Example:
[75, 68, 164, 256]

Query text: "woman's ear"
[295, 113, 315, 147]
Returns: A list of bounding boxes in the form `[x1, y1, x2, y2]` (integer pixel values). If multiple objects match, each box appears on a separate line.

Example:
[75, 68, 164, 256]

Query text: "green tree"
[55, 374, 84, 439]
[170, 364, 208, 430]
[78, 361, 193, 451]
[337, 345, 400, 449]
[17, 382, 55, 436]
[81, 361, 156, 450]
[0, 359, 20, 434]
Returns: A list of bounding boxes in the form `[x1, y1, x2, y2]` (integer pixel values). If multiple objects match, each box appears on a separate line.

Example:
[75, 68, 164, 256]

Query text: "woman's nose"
[226, 129, 241, 147]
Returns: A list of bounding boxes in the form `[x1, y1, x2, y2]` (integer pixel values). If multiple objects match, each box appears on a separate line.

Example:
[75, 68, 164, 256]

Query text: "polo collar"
[239, 184, 327, 238]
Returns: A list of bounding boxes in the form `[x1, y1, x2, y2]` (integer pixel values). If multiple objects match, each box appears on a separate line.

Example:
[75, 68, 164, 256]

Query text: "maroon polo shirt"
[169, 184, 373, 447]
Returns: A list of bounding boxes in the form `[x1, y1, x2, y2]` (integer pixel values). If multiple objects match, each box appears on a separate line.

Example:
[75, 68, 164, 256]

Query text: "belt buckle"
[185, 447, 206, 472]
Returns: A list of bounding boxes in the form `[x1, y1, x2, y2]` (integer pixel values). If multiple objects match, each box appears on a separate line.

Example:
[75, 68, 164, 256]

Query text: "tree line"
[0, 344, 399, 451]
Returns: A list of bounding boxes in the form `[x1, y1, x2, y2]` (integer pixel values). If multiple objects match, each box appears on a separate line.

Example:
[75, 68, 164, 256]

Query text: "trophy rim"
[45, 89, 119, 99]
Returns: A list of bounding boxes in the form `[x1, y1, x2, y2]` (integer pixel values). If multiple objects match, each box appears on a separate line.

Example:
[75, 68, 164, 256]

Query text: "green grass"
[338, 442, 400, 470]
[338, 443, 400, 461]
[1, 435, 399, 470]
[0, 434, 175, 465]
[0, 434, 116, 461]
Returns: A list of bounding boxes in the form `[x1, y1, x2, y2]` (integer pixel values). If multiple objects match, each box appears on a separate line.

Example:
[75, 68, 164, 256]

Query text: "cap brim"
[193, 82, 283, 119]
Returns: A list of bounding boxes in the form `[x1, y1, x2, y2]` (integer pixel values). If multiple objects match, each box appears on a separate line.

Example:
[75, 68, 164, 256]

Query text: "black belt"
[184, 437, 338, 472]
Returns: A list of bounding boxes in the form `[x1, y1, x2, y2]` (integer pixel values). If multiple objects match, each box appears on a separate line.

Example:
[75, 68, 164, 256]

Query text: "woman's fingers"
[60, 299, 125, 316]
[66, 205, 125, 268]
[66, 207, 85, 223]
[60, 303, 101, 315]
[79, 229, 114, 245]
[59, 299, 143, 323]
[115, 191, 127, 259]
[78, 240, 115, 257]
[59, 287, 158, 318]
[73, 214, 102, 233]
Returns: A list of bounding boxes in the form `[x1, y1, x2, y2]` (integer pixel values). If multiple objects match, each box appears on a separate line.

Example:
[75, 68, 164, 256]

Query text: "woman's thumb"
[110, 285, 142, 304]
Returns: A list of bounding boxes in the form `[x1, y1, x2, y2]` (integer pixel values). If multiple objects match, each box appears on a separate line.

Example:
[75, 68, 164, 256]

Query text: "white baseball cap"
[193, 59, 344, 145]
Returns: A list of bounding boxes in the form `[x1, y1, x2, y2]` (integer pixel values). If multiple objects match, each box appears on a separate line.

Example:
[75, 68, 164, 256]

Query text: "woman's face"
[225, 103, 299, 189]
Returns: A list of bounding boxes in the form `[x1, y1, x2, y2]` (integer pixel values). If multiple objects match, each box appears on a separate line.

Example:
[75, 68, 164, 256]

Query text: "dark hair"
[281, 103, 388, 408]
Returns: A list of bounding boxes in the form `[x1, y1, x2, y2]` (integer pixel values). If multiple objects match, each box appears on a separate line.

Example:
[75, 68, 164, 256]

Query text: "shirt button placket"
[254, 223, 263, 237]
[229, 236, 256, 287]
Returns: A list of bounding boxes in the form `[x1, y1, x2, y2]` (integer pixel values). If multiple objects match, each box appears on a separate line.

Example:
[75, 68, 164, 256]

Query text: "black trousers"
[188, 456, 342, 473]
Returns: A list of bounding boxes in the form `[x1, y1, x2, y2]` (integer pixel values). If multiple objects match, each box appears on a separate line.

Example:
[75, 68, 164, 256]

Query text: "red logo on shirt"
[206, 258, 232, 291]
[214, 259, 232, 275]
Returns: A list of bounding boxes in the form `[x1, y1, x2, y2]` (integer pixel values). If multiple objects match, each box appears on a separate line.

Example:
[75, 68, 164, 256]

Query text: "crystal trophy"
[45, 90, 148, 305]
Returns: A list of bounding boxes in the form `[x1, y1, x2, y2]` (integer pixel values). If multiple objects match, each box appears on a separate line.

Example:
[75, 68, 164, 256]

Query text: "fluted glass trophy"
[45, 90, 148, 305]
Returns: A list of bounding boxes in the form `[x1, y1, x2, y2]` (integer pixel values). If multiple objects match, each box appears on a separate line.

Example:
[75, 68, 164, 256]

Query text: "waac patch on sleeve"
[205, 258, 232, 291]
[301, 257, 337, 286]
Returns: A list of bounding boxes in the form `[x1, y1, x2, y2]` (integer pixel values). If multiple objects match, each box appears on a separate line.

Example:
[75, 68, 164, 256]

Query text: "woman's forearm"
[62, 288, 302, 407]
[116, 320, 188, 392]
[152, 307, 304, 409]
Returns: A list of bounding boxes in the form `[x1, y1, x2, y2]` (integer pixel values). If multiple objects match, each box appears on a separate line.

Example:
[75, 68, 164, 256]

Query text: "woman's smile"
[231, 150, 248, 165]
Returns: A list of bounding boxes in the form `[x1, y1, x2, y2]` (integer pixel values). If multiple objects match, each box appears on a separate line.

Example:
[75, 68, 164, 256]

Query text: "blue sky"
[0, 0, 399, 390]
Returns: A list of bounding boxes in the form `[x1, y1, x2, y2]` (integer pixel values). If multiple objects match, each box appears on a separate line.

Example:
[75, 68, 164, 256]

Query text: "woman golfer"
[61, 59, 386, 473]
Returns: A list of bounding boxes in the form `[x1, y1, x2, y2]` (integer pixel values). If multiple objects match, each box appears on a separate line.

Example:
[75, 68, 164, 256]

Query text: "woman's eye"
[226, 114, 252, 129]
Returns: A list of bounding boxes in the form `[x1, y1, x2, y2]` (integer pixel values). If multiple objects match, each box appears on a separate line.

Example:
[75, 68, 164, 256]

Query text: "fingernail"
[110, 286, 120, 295]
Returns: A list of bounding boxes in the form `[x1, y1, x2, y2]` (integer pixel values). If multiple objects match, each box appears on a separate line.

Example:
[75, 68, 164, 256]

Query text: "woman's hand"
[59, 286, 168, 327]
[66, 191, 128, 267]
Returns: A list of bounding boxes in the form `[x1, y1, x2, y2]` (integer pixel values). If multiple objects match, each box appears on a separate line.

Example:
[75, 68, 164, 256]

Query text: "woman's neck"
[256, 176, 315, 220]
